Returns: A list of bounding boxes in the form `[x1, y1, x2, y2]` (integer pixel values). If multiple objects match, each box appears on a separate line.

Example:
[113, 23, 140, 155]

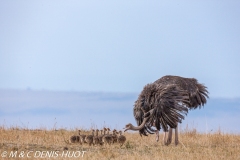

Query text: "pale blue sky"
[1, 1, 240, 98]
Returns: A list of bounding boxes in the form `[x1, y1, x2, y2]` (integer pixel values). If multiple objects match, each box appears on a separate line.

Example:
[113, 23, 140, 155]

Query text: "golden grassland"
[0, 126, 240, 160]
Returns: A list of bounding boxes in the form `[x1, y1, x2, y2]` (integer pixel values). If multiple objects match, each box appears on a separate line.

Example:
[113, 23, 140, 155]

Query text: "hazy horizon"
[1, 89, 239, 134]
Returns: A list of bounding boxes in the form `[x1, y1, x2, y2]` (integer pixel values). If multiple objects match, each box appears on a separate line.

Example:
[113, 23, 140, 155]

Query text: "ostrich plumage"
[125, 75, 209, 142]
[154, 75, 209, 109]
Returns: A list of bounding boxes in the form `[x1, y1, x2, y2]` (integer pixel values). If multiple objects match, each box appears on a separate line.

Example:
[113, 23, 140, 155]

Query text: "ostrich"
[85, 129, 95, 146]
[154, 75, 209, 144]
[98, 129, 104, 145]
[103, 127, 113, 145]
[69, 131, 81, 144]
[69, 134, 80, 144]
[93, 129, 100, 145]
[117, 131, 126, 147]
[79, 130, 87, 144]
[124, 75, 209, 145]
[112, 129, 118, 143]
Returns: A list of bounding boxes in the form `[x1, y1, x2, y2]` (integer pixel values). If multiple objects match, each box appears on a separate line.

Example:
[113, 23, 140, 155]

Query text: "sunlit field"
[0, 126, 240, 160]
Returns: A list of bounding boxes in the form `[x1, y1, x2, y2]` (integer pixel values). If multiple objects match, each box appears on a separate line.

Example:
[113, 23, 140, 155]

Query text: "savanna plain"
[0, 126, 240, 160]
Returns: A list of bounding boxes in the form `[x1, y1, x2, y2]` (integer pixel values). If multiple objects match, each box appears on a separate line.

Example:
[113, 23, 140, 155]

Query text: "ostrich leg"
[152, 120, 159, 142]
[165, 128, 173, 145]
[175, 124, 179, 145]
[163, 130, 172, 145]
[155, 130, 159, 142]
[163, 131, 167, 145]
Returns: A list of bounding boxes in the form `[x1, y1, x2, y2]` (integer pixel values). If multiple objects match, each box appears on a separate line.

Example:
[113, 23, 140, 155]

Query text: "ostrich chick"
[103, 128, 113, 145]
[112, 129, 118, 143]
[93, 129, 100, 145]
[78, 130, 87, 144]
[117, 131, 126, 147]
[69, 134, 80, 144]
[85, 129, 95, 146]
[98, 129, 105, 146]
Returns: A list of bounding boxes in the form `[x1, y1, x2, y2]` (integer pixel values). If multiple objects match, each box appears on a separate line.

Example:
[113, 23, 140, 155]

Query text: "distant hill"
[0, 89, 239, 133]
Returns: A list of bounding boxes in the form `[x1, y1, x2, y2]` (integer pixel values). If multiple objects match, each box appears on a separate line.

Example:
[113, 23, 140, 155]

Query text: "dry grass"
[0, 126, 240, 160]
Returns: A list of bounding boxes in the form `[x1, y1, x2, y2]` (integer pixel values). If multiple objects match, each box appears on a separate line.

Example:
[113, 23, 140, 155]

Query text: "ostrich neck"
[128, 108, 154, 131]
[129, 117, 149, 131]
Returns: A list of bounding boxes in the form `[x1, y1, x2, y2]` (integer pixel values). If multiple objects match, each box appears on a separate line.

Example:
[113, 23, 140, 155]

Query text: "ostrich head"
[118, 130, 122, 135]
[124, 108, 154, 132]
[112, 129, 117, 134]
[107, 128, 111, 134]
